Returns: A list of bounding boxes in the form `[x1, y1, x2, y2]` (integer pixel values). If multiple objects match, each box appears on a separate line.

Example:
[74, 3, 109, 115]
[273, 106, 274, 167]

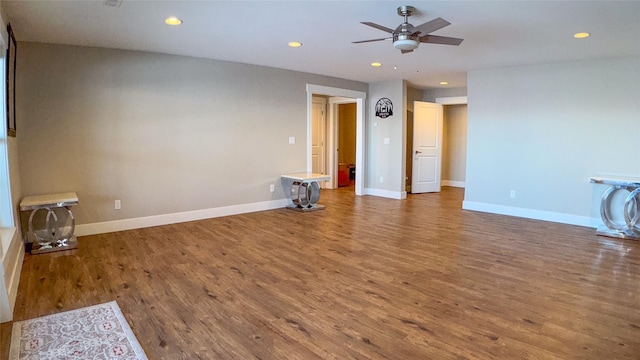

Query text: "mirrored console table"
[281, 173, 331, 211]
[590, 176, 640, 240]
[20, 192, 79, 254]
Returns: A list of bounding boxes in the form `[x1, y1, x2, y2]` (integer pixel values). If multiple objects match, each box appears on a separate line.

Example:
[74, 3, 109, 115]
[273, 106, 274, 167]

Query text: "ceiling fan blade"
[361, 22, 395, 34]
[419, 34, 464, 46]
[401, 49, 414, 54]
[411, 17, 450, 36]
[352, 37, 392, 44]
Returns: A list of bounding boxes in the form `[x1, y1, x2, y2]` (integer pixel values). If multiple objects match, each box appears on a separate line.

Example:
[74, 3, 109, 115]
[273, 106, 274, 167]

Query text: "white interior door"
[311, 97, 326, 174]
[411, 101, 443, 193]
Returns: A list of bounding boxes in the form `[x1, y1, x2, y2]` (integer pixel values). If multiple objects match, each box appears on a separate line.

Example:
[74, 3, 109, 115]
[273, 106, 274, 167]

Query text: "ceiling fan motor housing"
[393, 6, 419, 51]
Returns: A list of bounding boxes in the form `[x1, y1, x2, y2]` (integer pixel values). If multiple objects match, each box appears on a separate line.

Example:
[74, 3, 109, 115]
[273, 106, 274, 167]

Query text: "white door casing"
[306, 84, 366, 196]
[311, 97, 326, 175]
[412, 101, 443, 193]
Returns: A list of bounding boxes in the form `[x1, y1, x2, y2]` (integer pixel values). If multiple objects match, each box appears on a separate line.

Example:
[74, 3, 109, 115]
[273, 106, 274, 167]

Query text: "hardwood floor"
[2, 187, 639, 359]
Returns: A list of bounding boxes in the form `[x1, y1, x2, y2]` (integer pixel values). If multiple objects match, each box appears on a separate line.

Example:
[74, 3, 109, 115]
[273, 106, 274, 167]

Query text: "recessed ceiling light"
[288, 41, 302, 48]
[440, 81, 449, 85]
[371, 62, 382, 67]
[165, 17, 183, 26]
[574, 32, 590, 39]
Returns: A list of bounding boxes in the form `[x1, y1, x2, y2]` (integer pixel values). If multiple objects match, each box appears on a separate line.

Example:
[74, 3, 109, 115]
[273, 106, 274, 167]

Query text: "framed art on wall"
[6, 23, 16, 137]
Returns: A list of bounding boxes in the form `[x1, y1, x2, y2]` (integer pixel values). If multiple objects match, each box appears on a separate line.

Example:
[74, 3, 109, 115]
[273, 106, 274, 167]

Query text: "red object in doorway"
[338, 164, 350, 187]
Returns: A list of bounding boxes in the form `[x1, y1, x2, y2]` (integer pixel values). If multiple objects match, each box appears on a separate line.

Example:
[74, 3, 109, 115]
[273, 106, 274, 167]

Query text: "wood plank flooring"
[2, 187, 639, 359]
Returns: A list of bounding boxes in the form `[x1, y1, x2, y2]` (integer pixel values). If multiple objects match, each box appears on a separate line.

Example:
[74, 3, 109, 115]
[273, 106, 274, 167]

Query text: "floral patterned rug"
[9, 301, 148, 359]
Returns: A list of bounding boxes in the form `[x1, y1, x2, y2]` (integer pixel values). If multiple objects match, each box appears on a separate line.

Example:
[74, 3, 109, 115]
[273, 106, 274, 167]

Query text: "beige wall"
[16, 42, 367, 227]
[442, 104, 467, 184]
[465, 57, 640, 225]
[367, 80, 406, 198]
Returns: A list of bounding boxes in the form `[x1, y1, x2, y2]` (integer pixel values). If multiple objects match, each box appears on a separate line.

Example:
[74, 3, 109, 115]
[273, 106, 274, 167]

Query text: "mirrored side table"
[281, 173, 331, 211]
[20, 192, 79, 254]
[590, 177, 640, 240]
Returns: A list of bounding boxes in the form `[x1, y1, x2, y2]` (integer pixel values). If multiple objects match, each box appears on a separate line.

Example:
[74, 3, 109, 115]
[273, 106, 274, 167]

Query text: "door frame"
[306, 84, 366, 196]
[435, 96, 467, 106]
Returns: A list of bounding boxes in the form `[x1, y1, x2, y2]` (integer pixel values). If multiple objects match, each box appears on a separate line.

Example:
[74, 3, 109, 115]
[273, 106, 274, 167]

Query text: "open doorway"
[437, 96, 467, 189]
[306, 85, 366, 196]
[336, 102, 356, 188]
[406, 96, 467, 193]
[441, 103, 467, 188]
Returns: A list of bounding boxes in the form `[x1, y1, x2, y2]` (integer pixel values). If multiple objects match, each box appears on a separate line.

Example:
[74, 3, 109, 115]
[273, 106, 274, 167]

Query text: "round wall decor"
[375, 97, 393, 118]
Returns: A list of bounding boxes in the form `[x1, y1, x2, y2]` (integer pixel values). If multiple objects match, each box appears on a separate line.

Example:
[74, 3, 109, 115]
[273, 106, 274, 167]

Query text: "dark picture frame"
[6, 23, 16, 137]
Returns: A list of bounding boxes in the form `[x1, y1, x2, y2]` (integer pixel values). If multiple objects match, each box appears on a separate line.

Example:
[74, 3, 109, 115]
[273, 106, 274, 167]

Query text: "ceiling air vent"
[104, 0, 122, 7]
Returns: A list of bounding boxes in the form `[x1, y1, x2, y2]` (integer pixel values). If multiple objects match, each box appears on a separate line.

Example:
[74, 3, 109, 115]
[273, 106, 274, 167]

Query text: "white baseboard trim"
[364, 188, 407, 200]
[1, 228, 24, 323]
[462, 201, 600, 228]
[442, 180, 466, 188]
[76, 199, 289, 237]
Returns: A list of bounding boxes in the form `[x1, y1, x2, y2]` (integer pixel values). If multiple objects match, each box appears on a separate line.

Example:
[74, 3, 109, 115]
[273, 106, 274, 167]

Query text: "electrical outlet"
[510, 190, 516, 199]
[269, 184, 275, 193]
[380, 176, 384, 183]
[115, 200, 121, 209]
[288, 136, 296, 144]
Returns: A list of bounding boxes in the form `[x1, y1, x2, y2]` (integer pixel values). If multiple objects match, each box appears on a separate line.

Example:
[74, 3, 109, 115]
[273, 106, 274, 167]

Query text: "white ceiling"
[3, 0, 639, 89]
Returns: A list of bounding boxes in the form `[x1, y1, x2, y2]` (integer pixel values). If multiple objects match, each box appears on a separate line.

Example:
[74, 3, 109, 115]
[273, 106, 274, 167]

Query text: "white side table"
[281, 173, 331, 211]
[20, 192, 79, 254]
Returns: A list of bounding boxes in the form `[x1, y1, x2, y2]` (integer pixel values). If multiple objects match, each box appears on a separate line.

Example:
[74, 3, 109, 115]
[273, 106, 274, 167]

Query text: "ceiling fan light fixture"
[393, 38, 419, 51]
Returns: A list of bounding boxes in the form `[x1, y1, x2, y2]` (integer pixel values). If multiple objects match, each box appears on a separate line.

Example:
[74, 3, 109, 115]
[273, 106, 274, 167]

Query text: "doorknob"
[415, 150, 422, 154]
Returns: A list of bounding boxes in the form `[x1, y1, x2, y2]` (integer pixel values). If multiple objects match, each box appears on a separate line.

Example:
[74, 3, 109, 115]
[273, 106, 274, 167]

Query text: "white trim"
[306, 85, 365, 100]
[1, 227, 23, 323]
[76, 199, 288, 236]
[364, 188, 407, 200]
[306, 84, 366, 197]
[462, 201, 600, 228]
[442, 180, 466, 188]
[435, 96, 468, 105]
[354, 98, 365, 196]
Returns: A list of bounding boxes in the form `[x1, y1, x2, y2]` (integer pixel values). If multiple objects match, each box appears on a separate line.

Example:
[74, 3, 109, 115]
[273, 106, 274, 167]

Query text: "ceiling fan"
[353, 5, 463, 54]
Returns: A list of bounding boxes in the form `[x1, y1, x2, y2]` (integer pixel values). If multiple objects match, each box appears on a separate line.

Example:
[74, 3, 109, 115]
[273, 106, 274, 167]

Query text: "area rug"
[9, 301, 148, 359]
